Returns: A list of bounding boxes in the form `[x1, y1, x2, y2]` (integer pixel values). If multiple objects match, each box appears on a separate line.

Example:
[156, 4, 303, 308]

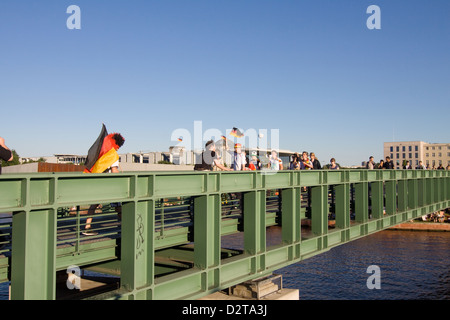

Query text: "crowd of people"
[366, 156, 450, 170]
[2, 135, 450, 173]
[192, 139, 450, 172]
[421, 211, 448, 223]
[194, 140, 340, 172]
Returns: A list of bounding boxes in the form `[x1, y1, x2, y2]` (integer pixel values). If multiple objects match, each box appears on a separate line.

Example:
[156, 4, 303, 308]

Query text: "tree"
[26, 157, 47, 164]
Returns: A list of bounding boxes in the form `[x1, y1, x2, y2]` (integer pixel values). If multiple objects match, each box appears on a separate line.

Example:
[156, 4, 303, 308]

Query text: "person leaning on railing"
[0, 136, 14, 175]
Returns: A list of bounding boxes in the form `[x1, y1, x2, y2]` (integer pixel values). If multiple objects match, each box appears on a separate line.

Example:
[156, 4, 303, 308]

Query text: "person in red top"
[83, 132, 125, 235]
[248, 151, 261, 170]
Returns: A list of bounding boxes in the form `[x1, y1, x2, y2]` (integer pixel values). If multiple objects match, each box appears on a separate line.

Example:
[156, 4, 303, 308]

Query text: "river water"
[1, 228, 449, 300]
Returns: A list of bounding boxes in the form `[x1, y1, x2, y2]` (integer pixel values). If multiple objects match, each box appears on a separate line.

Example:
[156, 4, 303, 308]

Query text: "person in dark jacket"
[384, 156, 395, 169]
[310, 152, 321, 169]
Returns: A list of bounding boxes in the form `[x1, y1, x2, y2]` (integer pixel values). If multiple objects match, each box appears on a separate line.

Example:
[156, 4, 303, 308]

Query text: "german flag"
[84, 124, 125, 173]
[230, 127, 244, 138]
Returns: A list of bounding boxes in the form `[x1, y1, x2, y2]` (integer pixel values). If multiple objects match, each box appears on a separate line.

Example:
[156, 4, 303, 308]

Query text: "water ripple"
[276, 230, 450, 300]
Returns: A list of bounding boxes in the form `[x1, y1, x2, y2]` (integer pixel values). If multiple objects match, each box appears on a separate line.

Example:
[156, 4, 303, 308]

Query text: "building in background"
[383, 141, 450, 169]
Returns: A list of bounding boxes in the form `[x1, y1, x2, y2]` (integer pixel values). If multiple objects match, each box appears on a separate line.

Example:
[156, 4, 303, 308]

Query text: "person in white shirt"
[268, 150, 283, 171]
[232, 143, 247, 171]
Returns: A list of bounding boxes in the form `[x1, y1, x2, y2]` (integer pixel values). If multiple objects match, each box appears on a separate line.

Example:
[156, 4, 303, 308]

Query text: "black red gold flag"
[84, 124, 121, 173]
[230, 127, 244, 138]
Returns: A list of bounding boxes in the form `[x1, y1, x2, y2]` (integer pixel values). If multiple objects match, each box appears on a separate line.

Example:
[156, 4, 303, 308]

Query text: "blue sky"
[0, 0, 449, 166]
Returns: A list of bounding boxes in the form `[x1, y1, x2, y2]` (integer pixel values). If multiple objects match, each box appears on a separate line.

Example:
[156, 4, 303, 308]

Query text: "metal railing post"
[370, 181, 384, 219]
[408, 179, 418, 210]
[243, 190, 267, 273]
[385, 179, 397, 215]
[281, 187, 301, 245]
[193, 194, 221, 270]
[310, 185, 328, 237]
[11, 209, 56, 300]
[120, 200, 155, 299]
[243, 190, 266, 255]
[354, 182, 369, 223]
[397, 179, 408, 213]
[334, 183, 350, 229]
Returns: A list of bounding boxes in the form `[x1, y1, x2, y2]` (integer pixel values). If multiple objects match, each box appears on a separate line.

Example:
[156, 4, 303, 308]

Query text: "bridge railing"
[0, 169, 449, 299]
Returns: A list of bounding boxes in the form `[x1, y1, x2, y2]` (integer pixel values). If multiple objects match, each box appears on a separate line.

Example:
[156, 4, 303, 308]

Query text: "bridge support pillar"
[310, 185, 328, 248]
[438, 177, 445, 203]
[418, 178, 425, 207]
[385, 180, 396, 215]
[398, 180, 408, 213]
[193, 194, 221, 293]
[11, 209, 56, 300]
[193, 194, 221, 270]
[334, 183, 350, 229]
[120, 200, 155, 299]
[408, 179, 418, 211]
[426, 178, 433, 206]
[280, 187, 301, 261]
[243, 190, 267, 255]
[371, 181, 384, 219]
[443, 176, 449, 203]
[354, 182, 368, 223]
[281, 188, 301, 245]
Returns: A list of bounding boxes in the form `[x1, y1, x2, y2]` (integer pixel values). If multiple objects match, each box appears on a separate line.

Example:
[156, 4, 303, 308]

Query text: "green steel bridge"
[0, 169, 449, 300]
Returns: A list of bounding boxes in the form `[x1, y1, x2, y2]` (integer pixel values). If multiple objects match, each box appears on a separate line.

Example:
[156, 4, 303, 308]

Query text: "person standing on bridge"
[248, 151, 261, 170]
[289, 153, 300, 170]
[416, 161, 426, 170]
[329, 158, 340, 170]
[310, 152, 321, 170]
[0, 136, 14, 175]
[82, 128, 125, 236]
[194, 140, 231, 171]
[403, 161, 412, 169]
[300, 151, 313, 170]
[366, 156, 375, 169]
[383, 156, 395, 170]
[268, 150, 283, 171]
[232, 143, 248, 171]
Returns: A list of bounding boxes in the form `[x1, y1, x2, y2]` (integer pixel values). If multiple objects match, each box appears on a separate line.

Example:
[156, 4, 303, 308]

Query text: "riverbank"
[389, 221, 450, 232]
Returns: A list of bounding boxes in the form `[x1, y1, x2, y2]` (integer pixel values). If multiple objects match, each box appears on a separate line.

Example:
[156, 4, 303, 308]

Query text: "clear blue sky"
[1, 0, 449, 166]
